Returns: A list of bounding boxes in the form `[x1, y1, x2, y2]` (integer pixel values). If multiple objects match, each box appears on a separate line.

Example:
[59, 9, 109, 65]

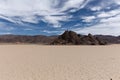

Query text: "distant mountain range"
[0, 31, 119, 45]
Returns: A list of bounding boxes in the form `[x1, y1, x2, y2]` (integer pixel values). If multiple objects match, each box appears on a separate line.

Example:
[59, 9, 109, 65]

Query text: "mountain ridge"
[0, 31, 119, 45]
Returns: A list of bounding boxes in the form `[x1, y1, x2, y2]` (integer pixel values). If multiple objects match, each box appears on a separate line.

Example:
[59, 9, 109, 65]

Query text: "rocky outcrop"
[51, 31, 107, 45]
[0, 31, 120, 45]
[55, 31, 81, 45]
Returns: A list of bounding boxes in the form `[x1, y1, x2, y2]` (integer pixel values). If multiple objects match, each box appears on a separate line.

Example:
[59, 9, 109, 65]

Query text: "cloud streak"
[0, 0, 120, 35]
[0, 0, 88, 27]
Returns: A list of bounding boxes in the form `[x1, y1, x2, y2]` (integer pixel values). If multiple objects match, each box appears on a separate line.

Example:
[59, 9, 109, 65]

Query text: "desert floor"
[0, 45, 120, 80]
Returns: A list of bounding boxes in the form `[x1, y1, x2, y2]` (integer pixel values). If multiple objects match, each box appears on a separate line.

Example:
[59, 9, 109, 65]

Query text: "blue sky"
[0, 0, 120, 36]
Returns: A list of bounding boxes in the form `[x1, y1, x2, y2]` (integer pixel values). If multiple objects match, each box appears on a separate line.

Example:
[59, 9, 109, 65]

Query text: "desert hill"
[0, 31, 119, 45]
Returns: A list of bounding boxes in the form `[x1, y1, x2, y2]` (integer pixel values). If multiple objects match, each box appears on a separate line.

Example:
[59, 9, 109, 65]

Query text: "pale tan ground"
[0, 45, 120, 80]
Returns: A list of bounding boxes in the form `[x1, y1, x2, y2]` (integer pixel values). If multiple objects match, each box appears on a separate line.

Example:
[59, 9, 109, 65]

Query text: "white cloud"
[97, 9, 120, 18]
[114, 0, 120, 5]
[75, 23, 120, 36]
[43, 30, 63, 34]
[0, 0, 88, 27]
[77, 3, 120, 36]
[100, 14, 120, 23]
[0, 0, 120, 35]
[75, 14, 120, 36]
[60, 0, 89, 11]
[0, 32, 12, 35]
[77, 1, 120, 36]
[91, 6, 102, 11]
[89, 0, 115, 11]
[82, 16, 96, 22]
[0, 15, 16, 23]
[97, 12, 111, 18]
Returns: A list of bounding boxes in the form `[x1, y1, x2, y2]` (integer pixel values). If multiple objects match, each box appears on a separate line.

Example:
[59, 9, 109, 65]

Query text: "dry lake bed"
[0, 45, 120, 80]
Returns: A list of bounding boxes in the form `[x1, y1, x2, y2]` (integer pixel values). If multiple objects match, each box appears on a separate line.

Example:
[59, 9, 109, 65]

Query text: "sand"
[0, 45, 120, 80]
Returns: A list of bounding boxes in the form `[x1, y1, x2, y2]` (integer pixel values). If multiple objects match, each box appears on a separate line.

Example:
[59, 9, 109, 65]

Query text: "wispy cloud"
[82, 16, 96, 22]
[0, 0, 120, 35]
[0, 0, 88, 27]
[75, 9, 120, 36]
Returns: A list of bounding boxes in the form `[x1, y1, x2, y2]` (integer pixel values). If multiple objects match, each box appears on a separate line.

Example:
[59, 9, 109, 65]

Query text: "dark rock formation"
[50, 31, 79, 45]
[0, 31, 119, 45]
[51, 31, 107, 45]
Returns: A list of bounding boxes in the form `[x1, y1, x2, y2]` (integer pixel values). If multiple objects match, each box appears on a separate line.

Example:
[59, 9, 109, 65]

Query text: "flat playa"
[0, 45, 120, 80]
